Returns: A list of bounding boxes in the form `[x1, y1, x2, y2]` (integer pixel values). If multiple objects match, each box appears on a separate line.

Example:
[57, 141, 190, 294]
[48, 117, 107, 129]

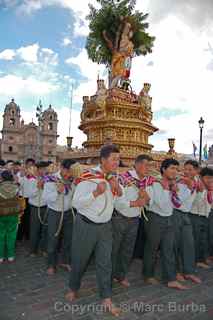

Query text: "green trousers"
[0, 215, 18, 259]
[173, 209, 195, 274]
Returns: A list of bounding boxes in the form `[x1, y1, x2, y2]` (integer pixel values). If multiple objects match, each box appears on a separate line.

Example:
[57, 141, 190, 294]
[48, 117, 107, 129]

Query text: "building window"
[8, 146, 13, 152]
[49, 139, 53, 144]
[48, 151, 52, 155]
[48, 122, 53, 130]
[9, 136, 14, 140]
[50, 115, 53, 120]
[9, 118, 15, 126]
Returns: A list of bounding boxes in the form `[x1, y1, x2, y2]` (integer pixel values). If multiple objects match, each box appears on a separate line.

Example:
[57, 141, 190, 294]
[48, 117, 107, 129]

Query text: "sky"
[0, 0, 213, 153]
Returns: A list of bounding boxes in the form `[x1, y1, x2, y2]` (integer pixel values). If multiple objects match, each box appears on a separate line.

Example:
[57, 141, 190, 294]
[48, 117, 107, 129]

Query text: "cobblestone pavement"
[0, 242, 213, 320]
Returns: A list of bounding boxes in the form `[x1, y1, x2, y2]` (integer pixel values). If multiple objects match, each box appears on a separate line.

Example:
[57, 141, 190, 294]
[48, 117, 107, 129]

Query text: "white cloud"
[62, 37, 72, 46]
[73, 16, 89, 37]
[66, 48, 107, 103]
[0, 74, 58, 97]
[0, 49, 16, 60]
[40, 47, 58, 66]
[17, 43, 39, 63]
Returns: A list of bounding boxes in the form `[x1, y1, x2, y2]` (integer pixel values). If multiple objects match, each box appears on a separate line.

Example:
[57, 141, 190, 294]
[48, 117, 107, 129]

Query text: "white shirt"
[72, 165, 121, 223]
[25, 178, 46, 207]
[190, 190, 212, 218]
[16, 172, 29, 197]
[177, 183, 197, 213]
[42, 172, 74, 212]
[146, 182, 173, 217]
[115, 169, 141, 218]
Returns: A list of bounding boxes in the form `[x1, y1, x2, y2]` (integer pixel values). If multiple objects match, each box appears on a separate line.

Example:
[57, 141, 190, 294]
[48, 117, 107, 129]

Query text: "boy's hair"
[100, 144, 120, 160]
[200, 167, 213, 177]
[160, 158, 179, 175]
[184, 160, 199, 169]
[135, 154, 152, 164]
[1, 170, 14, 182]
[6, 160, 14, 165]
[25, 158, 35, 165]
[36, 161, 49, 169]
[61, 159, 76, 169]
[0, 160, 5, 167]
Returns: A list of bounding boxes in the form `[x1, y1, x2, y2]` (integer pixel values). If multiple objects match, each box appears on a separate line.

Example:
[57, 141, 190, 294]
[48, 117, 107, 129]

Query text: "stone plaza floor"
[0, 242, 213, 320]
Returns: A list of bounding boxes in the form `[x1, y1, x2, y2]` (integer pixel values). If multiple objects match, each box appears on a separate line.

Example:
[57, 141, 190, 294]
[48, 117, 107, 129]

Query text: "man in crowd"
[66, 144, 123, 316]
[173, 160, 201, 283]
[143, 159, 188, 290]
[26, 161, 49, 257]
[42, 159, 76, 275]
[112, 154, 152, 287]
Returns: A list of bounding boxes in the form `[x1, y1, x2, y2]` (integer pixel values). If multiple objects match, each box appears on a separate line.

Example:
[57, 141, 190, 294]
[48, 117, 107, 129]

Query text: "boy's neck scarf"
[26, 173, 73, 195]
[119, 170, 156, 189]
[75, 167, 118, 195]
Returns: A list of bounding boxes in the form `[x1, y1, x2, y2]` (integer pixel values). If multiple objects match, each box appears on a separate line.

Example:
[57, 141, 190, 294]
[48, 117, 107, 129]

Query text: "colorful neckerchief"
[207, 191, 213, 205]
[157, 178, 182, 209]
[42, 174, 73, 195]
[119, 170, 156, 189]
[170, 188, 182, 208]
[26, 174, 37, 180]
[75, 168, 118, 196]
[178, 177, 198, 194]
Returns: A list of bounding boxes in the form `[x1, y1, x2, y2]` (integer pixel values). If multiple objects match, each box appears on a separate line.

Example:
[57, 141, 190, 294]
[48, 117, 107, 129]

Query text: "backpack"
[0, 181, 21, 216]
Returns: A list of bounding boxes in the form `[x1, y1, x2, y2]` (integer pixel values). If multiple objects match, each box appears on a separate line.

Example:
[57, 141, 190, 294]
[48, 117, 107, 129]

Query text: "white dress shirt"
[72, 165, 121, 223]
[115, 169, 141, 218]
[16, 172, 29, 198]
[146, 182, 173, 217]
[25, 178, 46, 207]
[177, 183, 197, 213]
[190, 190, 212, 218]
[42, 172, 74, 212]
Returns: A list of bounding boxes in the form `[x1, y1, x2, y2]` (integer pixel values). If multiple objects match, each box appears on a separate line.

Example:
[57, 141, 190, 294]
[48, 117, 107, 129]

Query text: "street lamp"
[198, 117, 204, 165]
[67, 84, 73, 150]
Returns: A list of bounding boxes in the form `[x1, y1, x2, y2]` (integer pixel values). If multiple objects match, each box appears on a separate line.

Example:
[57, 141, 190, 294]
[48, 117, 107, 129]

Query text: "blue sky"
[0, 0, 213, 152]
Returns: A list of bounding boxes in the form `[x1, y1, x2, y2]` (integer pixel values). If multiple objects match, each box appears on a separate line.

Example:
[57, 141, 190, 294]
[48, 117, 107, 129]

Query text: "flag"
[203, 144, 208, 160]
[192, 142, 197, 158]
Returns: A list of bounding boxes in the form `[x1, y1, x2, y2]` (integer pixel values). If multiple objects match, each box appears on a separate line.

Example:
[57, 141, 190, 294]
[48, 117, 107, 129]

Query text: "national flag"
[192, 142, 197, 158]
[203, 144, 208, 160]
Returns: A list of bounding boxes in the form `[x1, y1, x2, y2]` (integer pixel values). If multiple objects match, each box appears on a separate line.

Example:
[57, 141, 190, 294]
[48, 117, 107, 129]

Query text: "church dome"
[4, 98, 20, 114]
[42, 104, 57, 120]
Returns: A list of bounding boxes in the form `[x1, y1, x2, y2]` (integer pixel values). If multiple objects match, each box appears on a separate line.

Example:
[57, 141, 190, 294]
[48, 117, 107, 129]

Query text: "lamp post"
[67, 84, 74, 150]
[198, 117, 204, 165]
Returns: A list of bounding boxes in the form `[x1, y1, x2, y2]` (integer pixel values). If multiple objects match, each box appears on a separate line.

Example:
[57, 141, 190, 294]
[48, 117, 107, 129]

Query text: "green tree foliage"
[86, 0, 155, 65]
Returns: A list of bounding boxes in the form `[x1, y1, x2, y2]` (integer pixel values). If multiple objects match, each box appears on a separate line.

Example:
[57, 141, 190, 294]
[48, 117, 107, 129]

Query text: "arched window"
[9, 118, 15, 126]
[8, 146, 13, 152]
[48, 122, 53, 130]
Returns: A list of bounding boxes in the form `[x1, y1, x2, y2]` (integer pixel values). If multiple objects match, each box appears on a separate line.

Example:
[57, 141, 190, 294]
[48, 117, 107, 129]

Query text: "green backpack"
[0, 181, 21, 216]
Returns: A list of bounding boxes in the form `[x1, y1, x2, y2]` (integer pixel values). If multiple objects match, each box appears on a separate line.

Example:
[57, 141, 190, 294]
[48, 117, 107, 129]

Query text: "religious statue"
[103, 18, 134, 88]
[138, 83, 152, 111]
[95, 79, 108, 109]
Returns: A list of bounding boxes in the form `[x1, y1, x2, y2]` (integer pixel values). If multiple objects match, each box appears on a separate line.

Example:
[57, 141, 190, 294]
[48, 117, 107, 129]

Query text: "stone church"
[0, 99, 58, 162]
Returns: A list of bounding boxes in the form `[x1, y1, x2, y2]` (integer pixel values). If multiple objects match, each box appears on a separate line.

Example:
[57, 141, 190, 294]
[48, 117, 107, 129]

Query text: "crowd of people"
[0, 144, 213, 316]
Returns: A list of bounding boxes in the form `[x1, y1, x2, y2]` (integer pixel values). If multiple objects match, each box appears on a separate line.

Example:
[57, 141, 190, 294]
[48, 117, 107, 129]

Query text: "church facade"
[0, 99, 58, 162]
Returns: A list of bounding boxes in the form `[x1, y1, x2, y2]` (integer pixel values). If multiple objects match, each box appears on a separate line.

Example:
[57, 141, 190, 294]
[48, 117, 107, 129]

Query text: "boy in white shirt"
[143, 159, 188, 290]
